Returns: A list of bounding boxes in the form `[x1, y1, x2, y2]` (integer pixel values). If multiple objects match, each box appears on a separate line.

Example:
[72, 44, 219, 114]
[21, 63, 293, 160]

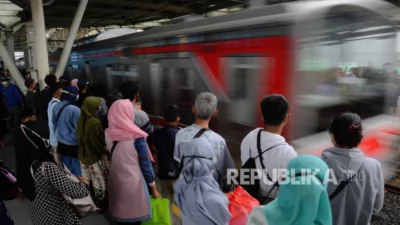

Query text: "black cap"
[59, 74, 71, 82]
[77, 79, 88, 89]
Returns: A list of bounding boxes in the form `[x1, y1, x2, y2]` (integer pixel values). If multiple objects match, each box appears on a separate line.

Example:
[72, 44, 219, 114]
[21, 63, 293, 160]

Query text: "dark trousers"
[7, 106, 20, 129]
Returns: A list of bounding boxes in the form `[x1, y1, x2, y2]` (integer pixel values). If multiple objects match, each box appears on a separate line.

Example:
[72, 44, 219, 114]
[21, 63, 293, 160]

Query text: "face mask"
[2, 82, 8, 86]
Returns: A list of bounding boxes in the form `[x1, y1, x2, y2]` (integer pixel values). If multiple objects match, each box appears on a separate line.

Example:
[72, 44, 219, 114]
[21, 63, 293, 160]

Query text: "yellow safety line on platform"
[172, 203, 181, 218]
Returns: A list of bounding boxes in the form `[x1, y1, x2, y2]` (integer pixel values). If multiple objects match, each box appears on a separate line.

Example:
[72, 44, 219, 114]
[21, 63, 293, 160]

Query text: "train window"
[106, 64, 140, 96]
[230, 68, 247, 99]
[177, 68, 189, 87]
[49, 65, 56, 75]
[223, 56, 262, 126]
[161, 68, 170, 96]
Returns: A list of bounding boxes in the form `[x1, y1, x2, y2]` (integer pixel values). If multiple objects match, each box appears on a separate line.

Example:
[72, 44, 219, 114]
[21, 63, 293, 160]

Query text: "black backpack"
[239, 129, 283, 204]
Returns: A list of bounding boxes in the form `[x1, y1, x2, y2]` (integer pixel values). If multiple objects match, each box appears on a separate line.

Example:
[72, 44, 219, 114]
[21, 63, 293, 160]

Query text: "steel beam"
[55, 0, 88, 78]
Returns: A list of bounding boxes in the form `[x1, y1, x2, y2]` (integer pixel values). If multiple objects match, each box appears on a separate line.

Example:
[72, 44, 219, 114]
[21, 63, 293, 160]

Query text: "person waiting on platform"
[77, 96, 110, 205]
[135, 97, 142, 110]
[37, 74, 57, 120]
[247, 155, 332, 225]
[174, 137, 231, 225]
[0, 75, 24, 129]
[89, 83, 109, 125]
[322, 112, 384, 225]
[52, 86, 81, 176]
[76, 79, 89, 108]
[30, 135, 90, 225]
[119, 81, 154, 134]
[240, 94, 297, 203]
[153, 105, 181, 199]
[48, 82, 62, 152]
[14, 107, 49, 202]
[174, 92, 235, 192]
[105, 99, 160, 225]
[24, 78, 37, 111]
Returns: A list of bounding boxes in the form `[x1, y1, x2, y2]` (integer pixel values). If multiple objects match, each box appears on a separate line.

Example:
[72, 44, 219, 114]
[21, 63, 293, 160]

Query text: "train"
[44, 0, 399, 165]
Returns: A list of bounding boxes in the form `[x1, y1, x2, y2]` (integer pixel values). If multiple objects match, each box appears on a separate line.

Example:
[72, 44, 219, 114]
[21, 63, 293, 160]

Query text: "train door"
[150, 58, 197, 125]
[106, 63, 140, 96]
[222, 56, 262, 126]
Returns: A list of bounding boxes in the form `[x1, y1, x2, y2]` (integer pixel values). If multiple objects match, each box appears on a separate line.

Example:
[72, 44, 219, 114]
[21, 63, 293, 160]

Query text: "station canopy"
[9, 0, 243, 28]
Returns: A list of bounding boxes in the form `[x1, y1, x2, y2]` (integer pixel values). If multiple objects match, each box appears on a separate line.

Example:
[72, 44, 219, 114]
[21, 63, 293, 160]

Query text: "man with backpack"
[174, 92, 235, 192]
[240, 94, 297, 203]
[52, 85, 81, 176]
[48, 82, 62, 152]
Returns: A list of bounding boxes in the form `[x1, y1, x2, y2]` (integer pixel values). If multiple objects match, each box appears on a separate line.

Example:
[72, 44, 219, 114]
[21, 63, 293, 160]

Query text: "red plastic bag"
[226, 186, 260, 225]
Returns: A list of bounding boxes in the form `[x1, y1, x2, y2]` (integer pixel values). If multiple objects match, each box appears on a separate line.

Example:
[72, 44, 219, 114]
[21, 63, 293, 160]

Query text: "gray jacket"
[322, 147, 384, 225]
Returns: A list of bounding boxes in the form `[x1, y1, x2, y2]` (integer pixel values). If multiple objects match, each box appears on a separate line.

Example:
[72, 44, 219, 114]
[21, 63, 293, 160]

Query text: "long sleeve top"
[48, 98, 61, 147]
[31, 161, 89, 225]
[134, 137, 155, 185]
[0, 84, 24, 107]
[52, 101, 80, 146]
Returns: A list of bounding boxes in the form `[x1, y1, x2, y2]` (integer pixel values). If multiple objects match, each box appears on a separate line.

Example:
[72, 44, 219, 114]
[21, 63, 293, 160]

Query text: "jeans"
[61, 156, 82, 177]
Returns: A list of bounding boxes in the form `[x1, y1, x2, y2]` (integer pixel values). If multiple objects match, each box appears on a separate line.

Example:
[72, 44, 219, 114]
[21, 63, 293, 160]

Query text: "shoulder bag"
[30, 161, 99, 218]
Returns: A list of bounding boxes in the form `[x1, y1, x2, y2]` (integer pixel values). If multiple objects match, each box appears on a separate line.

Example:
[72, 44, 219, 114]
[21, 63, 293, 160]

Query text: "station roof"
[9, 0, 242, 28]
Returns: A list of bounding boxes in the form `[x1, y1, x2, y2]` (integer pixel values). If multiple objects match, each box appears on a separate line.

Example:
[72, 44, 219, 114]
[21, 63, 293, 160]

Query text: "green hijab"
[264, 155, 332, 225]
[77, 96, 105, 166]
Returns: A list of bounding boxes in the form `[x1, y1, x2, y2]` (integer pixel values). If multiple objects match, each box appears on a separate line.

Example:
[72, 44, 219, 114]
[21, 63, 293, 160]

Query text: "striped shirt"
[133, 104, 153, 134]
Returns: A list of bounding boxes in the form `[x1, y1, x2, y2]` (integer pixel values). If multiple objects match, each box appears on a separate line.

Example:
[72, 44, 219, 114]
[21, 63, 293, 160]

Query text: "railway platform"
[1, 132, 182, 225]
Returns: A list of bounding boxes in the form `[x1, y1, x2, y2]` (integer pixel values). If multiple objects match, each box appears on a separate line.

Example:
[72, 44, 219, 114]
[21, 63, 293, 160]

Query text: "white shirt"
[48, 97, 60, 147]
[241, 128, 297, 198]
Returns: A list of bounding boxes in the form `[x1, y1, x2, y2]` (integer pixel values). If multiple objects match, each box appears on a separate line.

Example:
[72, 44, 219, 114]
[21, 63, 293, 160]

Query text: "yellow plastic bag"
[142, 197, 171, 225]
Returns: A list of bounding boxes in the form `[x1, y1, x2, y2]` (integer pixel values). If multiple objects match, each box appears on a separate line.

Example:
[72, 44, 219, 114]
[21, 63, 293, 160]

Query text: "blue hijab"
[174, 137, 231, 225]
[264, 155, 332, 225]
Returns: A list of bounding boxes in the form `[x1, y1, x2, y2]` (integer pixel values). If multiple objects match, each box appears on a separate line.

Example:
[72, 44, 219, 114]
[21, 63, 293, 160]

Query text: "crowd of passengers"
[0, 72, 384, 225]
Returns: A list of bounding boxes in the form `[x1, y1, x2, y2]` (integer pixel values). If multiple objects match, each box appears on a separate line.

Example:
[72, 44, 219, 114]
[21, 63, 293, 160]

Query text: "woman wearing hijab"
[105, 99, 160, 225]
[322, 112, 384, 225]
[247, 155, 332, 225]
[77, 97, 110, 204]
[174, 137, 231, 225]
[23, 109, 90, 225]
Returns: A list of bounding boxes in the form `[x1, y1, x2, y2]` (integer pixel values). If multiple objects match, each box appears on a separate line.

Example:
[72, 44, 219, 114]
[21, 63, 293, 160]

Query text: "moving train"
[47, 0, 399, 164]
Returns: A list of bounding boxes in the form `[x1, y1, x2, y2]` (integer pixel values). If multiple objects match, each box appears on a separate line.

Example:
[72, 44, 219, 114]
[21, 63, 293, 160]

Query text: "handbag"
[238, 129, 282, 203]
[226, 186, 260, 225]
[142, 197, 171, 225]
[0, 161, 19, 201]
[30, 161, 99, 218]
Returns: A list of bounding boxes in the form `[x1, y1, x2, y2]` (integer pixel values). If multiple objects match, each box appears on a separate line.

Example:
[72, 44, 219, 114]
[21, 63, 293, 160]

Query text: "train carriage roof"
[66, 0, 395, 53]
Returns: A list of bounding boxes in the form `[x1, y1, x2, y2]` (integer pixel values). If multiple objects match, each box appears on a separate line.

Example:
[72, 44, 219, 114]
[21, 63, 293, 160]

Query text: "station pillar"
[55, 0, 88, 78]
[30, 0, 49, 90]
[5, 29, 14, 64]
[0, 42, 25, 92]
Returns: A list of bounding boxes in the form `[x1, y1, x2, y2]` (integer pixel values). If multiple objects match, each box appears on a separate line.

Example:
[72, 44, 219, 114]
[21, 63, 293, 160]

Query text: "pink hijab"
[106, 99, 148, 141]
